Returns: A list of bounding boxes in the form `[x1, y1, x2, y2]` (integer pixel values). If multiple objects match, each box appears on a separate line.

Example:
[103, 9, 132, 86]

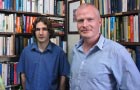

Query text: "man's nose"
[83, 20, 88, 27]
[39, 29, 43, 34]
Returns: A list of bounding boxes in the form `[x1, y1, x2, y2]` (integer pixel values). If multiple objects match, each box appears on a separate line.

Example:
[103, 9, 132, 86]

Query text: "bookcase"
[82, 0, 140, 71]
[0, 0, 67, 90]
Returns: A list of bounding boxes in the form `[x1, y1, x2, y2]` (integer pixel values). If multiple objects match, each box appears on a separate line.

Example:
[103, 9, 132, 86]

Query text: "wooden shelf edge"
[0, 9, 65, 17]
[101, 10, 140, 17]
[0, 55, 19, 62]
[118, 42, 140, 46]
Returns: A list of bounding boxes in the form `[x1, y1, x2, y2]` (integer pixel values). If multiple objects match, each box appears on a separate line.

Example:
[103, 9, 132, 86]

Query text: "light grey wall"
[67, 34, 80, 63]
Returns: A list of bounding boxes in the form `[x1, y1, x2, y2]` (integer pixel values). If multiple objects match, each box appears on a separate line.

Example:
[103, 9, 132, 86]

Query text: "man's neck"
[82, 35, 100, 53]
[37, 41, 49, 52]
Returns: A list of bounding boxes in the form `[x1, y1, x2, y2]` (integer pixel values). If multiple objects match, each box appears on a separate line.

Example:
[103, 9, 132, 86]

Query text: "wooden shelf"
[118, 42, 140, 46]
[0, 55, 19, 62]
[0, 32, 65, 37]
[5, 84, 21, 89]
[0, 9, 65, 18]
[15, 33, 33, 36]
[0, 32, 32, 36]
[0, 32, 15, 36]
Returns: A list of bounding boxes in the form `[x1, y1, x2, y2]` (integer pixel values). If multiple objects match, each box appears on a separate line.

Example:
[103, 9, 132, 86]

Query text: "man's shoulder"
[50, 42, 65, 52]
[105, 38, 124, 49]
[22, 43, 35, 51]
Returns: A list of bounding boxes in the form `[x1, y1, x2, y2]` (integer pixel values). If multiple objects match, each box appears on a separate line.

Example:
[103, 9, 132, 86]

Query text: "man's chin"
[38, 40, 46, 43]
[81, 34, 89, 38]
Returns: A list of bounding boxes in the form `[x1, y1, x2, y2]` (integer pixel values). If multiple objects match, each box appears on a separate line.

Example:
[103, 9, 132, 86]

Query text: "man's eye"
[87, 18, 94, 21]
[76, 18, 94, 23]
[42, 28, 47, 31]
[35, 28, 40, 31]
[77, 19, 84, 23]
[35, 27, 48, 31]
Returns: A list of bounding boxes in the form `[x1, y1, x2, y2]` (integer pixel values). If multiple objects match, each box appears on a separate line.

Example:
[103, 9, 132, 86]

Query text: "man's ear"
[99, 18, 102, 26]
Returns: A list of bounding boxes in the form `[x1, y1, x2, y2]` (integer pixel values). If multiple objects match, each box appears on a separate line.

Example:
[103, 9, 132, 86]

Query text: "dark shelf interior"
[0, 55, 19, 62]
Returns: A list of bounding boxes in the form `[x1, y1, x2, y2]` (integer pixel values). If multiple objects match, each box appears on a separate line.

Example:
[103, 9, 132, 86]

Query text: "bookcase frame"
[0, 0, 67, 89]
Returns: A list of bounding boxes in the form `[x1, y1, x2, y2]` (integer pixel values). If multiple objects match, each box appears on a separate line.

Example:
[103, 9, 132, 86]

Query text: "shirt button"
[75, 86, 79, 90]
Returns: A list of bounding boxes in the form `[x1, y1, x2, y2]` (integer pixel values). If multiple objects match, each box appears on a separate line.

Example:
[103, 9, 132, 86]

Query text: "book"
[129, 15, 134, 42]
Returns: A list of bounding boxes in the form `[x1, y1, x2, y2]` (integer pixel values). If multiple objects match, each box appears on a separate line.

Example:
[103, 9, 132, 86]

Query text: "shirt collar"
[75, 34, 105, 50]
[75, 38, 83, 49]
[96, 34, 105, 50]
[31, 41, 53, 52]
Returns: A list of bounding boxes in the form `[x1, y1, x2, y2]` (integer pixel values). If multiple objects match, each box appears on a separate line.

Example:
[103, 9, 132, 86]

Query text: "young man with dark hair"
[17, 17, 70, 90]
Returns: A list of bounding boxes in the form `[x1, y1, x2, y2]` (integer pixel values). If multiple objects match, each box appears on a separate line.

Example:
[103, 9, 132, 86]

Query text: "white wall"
[67, 34, 80, 63]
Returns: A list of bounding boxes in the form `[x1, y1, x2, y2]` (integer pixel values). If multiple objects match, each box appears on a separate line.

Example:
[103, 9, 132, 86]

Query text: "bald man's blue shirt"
[70, 35, 140, 90]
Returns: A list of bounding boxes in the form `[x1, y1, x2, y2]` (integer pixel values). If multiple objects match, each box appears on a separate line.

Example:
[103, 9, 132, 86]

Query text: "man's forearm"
[21, 73, 26, 90]
[59, 76, 66, 90]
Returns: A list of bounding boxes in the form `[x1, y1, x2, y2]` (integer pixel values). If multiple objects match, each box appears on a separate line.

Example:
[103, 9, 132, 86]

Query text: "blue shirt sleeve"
[59, 51, 70, 77]
[17, 49, 25, 73]
[111, 46, 140, 89]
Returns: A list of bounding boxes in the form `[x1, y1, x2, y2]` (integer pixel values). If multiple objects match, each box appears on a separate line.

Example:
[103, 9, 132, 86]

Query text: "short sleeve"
[59, 51, 70, 77]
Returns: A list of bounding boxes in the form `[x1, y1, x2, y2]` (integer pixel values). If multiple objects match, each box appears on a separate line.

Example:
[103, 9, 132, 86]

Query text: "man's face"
[76, 6, 102, 39]
[35, 22, 50, 43]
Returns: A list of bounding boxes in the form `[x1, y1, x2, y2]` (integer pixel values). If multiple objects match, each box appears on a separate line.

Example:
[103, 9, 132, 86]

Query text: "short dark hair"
[32, 17, 54, 38]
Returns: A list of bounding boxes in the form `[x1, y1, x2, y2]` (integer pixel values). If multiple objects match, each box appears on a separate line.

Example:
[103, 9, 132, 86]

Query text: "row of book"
[0, 0, 65, 15]
[51, 19, 65, 36]
[0, 36, 14, 56]
[83, 0, 140, 15]
[0, 13, 65, 34]
[0, 36, 33, 56]
[0, 62, 20, 86]
[15, 36, 34, 55]
[100, 15, 140, 42]
[0, 13, 36, 33]
[0, 35, 67, 56]
[51, 36, 67, 53]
